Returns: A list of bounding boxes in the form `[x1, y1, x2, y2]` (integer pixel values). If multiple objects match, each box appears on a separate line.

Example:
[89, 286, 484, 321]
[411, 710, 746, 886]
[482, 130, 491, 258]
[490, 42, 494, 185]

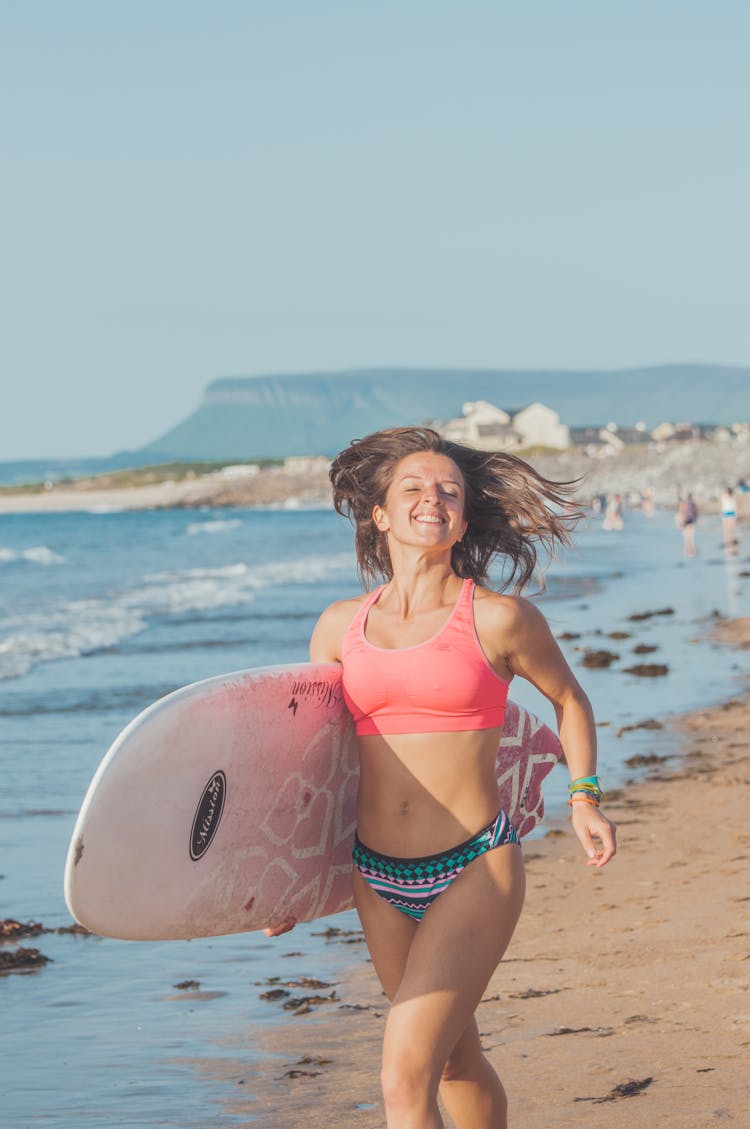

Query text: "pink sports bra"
[341, 578, 509, 736]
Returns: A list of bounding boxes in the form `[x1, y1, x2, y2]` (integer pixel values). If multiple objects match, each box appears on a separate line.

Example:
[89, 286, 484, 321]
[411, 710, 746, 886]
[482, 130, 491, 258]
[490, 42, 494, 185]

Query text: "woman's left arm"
[485, 595, 617, 869]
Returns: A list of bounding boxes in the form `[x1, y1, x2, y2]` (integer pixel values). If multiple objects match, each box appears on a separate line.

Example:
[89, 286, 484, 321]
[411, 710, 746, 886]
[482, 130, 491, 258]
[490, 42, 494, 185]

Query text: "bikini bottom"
[352, 807, 519, 922]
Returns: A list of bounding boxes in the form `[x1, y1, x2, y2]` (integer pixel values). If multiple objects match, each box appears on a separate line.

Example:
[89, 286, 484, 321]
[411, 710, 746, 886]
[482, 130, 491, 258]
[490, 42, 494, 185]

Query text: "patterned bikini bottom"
[352, 808, 519, 922]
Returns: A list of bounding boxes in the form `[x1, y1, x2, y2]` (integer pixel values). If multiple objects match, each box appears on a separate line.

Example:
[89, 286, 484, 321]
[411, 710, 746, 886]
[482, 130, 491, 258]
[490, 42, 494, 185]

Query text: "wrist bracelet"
[568, 794, 600, 807]
[568, 774, 601, 793]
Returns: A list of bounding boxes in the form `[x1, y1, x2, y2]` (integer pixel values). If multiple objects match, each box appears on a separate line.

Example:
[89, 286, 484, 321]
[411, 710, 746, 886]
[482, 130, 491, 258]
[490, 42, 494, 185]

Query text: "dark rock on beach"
[617, 719, 665, 738]
[581, 649, 620, 668]
[627, 608, 675, 621]
[624, 752, 671, 767]
[574, 1076, 655, 1104]
[1, 919, 44, 939]
[622, 663, 670, 677]
[0, 946, 51, 974]
[0, 918, 90, 939]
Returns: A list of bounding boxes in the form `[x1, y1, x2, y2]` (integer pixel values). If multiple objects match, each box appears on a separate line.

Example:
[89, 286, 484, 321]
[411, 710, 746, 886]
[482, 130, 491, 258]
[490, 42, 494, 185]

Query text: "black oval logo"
[190, 771, 226, 861]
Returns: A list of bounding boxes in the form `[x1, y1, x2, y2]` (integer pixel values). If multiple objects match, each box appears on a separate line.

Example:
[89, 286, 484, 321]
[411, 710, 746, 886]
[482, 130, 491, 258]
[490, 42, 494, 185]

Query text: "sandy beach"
[0, 464, 334, 513]
[192, 619, 750, 1128]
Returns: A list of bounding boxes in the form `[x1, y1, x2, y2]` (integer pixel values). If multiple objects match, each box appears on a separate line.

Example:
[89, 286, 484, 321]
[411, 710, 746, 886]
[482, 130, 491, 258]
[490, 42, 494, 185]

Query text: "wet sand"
[193, 619, 750, 1128]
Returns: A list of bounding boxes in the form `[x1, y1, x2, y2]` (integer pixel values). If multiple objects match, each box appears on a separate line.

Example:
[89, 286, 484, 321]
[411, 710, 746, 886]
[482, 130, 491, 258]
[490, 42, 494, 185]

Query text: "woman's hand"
[570, 804, 617, 868]
[263, 917, 297, 938]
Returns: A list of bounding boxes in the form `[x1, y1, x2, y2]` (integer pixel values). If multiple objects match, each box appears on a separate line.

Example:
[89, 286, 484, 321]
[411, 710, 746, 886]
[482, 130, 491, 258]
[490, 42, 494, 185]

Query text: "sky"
[1, 1, 748, 459]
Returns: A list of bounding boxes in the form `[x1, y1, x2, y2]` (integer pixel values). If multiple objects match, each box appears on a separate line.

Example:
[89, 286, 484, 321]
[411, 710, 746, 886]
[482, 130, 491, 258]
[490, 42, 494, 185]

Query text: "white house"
[511, 402, 570, 449]
[441, 401, 518, 450]
[440, 400, 570, 451]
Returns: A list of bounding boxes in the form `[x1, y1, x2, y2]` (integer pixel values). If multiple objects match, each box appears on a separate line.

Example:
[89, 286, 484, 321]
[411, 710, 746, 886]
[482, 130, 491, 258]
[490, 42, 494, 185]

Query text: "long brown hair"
[329, 426, 581, 591]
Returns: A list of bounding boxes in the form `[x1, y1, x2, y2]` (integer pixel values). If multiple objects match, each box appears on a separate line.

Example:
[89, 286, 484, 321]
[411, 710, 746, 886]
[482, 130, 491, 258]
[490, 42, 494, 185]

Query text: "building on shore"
[440, 400, 570, 451]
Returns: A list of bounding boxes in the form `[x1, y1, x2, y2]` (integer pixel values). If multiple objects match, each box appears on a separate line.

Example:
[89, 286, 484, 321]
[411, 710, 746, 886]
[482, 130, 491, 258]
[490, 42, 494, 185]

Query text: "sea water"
[1, 504, 749, 1127]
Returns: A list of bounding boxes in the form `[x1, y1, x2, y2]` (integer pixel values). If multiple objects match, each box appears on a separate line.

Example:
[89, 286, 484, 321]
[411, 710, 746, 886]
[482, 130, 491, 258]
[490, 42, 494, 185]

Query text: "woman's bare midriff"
[355, 727, 505, 857]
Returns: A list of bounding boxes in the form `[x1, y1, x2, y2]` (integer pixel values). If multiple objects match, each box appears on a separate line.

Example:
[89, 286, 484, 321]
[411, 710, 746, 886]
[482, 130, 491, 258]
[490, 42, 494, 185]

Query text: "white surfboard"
[64, 663, 563, 941]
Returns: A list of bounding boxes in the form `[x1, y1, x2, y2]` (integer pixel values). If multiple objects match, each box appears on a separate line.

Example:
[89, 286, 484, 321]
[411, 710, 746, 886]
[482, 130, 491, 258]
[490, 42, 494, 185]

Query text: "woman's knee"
[440, 1024, 495, 1086]
[381, 1037, 439, 1112]
[441, 1041, 476, 1085]
[381, 1057, 432, 1112]
[440, 1042, 508, 1116]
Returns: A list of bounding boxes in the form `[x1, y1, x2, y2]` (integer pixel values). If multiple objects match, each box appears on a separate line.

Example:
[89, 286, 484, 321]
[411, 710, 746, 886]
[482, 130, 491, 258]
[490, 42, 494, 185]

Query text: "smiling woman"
[329, 426, 580, 591]
[267, 426, 616, 1129]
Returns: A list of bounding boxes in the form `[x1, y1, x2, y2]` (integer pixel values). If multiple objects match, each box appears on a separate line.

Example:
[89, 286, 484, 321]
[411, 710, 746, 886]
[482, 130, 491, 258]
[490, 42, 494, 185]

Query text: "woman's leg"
[354, 842, 525, 1129]
[438, 1017, 508, 1129]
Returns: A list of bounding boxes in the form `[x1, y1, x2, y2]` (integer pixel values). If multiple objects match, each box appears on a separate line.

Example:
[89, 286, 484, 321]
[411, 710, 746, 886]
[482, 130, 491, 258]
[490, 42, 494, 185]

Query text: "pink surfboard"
[64, 663, 563, 941]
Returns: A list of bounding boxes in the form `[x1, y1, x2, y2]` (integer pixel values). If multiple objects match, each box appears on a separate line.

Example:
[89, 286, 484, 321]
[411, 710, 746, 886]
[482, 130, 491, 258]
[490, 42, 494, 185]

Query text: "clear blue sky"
[2, 1, 748, 459]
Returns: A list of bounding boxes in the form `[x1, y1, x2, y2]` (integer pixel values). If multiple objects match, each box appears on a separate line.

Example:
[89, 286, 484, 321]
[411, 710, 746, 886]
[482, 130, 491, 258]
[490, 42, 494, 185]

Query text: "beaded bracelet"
[568, 774, 601, 793]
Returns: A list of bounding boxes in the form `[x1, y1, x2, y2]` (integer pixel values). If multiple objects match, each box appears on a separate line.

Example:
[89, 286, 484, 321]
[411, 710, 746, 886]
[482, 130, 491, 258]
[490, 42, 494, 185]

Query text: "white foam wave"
[186, 519, 242, 536]
[133, 554, 352, 615]
[0, 604, 147, 681]
[0, 552, 354, 681]
[0, 546, 67, 566]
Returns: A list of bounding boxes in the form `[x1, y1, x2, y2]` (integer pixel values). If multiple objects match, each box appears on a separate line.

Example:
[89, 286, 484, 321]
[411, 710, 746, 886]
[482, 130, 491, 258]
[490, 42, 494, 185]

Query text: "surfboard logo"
[190, 771, 226, 861]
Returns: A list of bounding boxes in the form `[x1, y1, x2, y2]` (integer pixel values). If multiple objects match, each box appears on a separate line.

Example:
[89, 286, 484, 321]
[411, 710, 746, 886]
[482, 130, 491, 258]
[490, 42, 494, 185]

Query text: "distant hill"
[140, 364, 749, 461]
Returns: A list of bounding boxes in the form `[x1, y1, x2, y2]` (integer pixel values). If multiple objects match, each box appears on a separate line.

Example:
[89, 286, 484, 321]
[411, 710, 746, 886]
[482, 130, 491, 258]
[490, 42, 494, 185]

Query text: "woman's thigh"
[383, 843, 525, 1073]
[352, 867, 419, 1000]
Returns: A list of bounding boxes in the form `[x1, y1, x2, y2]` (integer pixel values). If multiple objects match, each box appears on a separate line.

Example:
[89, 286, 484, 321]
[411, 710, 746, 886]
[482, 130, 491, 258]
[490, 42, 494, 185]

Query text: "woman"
[720, 487, 738, 551]
[677, 493, 698, 557]
[273, 427, 616, 1129]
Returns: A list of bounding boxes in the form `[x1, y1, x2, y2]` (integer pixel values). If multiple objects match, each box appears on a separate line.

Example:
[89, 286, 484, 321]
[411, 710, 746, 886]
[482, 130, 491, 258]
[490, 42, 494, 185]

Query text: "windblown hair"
[329, 426, 581, 592]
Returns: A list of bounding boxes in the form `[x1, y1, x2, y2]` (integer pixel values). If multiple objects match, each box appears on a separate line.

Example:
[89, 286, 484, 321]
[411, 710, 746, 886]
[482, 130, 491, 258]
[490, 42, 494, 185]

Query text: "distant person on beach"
[720, 487, 738, 551]
[677, 493, 698, 557]
[267, 427, 616, 1129]
[602, 492, 624, 531]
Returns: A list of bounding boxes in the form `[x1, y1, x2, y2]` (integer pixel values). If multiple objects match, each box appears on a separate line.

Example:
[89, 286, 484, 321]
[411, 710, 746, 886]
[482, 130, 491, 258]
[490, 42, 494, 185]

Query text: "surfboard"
[64, 663, 563, 941]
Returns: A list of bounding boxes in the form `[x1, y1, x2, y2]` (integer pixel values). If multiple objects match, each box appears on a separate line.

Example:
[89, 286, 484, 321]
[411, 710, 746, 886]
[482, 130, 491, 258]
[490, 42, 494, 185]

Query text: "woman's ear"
[372, 504, 389, 532]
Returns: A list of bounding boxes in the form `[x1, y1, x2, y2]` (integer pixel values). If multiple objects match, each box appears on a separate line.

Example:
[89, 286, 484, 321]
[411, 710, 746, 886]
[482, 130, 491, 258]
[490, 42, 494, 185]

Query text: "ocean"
[1, 502, 749, 1127]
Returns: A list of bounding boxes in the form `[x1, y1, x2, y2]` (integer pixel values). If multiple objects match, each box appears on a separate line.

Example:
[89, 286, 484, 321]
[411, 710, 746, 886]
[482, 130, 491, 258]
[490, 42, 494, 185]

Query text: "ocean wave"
[0, 552, 353, 682]
[136, 554, 353, 615]
[0, 683, 174, 717]
[0, 605, 147, 681]
[0, 546, 67, 566]
[185, 518, 243, 536]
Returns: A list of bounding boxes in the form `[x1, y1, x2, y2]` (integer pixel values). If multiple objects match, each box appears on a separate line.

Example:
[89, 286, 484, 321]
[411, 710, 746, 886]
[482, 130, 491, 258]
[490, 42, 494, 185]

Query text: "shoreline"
[191, 620, 750, 1128]
[0, 465, 334, 513]
[1, 442, 749, 514]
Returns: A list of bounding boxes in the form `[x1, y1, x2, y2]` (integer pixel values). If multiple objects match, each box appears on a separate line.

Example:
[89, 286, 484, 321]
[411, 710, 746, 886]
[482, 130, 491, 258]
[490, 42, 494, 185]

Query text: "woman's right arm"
[309, 598, 358, 663]
[265, 599, 357, 939]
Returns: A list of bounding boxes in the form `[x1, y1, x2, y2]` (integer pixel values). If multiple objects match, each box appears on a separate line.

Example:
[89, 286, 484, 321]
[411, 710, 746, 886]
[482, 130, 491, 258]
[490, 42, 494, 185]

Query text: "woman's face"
[373, 451, 467, 549]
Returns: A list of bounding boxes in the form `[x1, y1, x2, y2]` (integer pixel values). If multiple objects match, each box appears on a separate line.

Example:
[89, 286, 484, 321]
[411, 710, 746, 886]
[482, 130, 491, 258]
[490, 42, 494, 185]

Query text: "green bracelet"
[568, 775, 601, 794]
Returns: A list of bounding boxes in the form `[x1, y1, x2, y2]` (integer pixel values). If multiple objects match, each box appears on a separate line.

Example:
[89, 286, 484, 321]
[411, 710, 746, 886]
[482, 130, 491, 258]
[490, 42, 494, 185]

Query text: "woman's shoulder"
[472, 585, 550, 633]
[310, 592, 373, 662]
[473, 584, 533, 616]
[317, 593, 370, 624]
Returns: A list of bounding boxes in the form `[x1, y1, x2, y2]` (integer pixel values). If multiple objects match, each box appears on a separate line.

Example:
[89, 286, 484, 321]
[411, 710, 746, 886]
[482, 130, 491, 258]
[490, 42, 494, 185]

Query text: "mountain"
[140, 364, 749, 461]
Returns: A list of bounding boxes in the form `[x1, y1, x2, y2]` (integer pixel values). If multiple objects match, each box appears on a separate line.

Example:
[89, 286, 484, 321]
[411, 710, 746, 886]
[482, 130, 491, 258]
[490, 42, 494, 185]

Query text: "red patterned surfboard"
[64, 663, 563, 941]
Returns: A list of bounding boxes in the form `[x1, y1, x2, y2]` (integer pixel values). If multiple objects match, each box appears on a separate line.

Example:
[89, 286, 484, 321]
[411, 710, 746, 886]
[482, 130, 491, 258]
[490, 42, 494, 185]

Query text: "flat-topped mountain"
[141, 364, 749, 461]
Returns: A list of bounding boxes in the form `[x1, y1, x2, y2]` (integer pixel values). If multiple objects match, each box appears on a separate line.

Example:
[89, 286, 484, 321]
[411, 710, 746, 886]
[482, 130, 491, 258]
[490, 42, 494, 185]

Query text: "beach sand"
[2, 444, 748, 514]
[189, 619, 750, 1128]
[0, 466, 333, 512]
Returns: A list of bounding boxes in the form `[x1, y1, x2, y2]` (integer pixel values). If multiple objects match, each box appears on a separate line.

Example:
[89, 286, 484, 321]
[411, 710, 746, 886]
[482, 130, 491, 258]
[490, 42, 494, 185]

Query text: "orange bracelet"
[568, 794, 600, 807]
